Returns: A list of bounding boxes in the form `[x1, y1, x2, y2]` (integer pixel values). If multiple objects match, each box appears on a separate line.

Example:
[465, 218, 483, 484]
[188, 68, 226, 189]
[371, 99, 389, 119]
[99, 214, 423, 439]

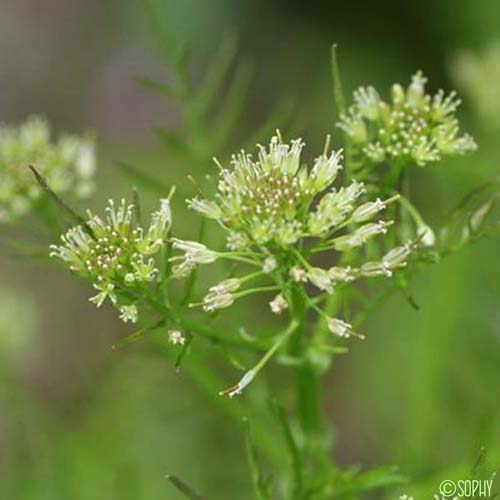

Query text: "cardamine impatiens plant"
[3, 40, 499, 499]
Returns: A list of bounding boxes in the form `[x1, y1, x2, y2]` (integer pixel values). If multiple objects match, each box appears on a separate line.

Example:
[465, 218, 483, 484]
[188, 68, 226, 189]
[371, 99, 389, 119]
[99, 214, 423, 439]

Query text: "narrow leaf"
[29, 165, 94, 237]
[192, 35, 238, 117]
[134, 76, 178, 100]
[244, 418, 271, 500]
[273, 402, 303, 495]
[154, 128, 191, 158]
[211, 60, 254, 151]
[330, 44, 346, 116]
[116, 161, 170, 195]
[166, 474, 204, 500]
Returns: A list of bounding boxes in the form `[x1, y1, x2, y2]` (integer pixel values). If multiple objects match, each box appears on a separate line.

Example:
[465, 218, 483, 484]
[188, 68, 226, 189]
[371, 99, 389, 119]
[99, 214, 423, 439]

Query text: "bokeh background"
[1, 0, 499, 498]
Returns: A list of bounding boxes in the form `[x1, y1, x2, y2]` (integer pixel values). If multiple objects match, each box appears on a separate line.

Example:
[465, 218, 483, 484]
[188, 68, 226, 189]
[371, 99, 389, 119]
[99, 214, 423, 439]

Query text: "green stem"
[288, 287, 322, 438]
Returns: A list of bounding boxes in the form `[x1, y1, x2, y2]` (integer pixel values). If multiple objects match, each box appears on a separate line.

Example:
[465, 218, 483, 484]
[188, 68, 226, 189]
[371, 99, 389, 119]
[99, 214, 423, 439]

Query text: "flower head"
[338, 72, 476, 168]
[181, 134, 414, 337]
[0, 116, 96, 223]
[50, 198, 171, 322]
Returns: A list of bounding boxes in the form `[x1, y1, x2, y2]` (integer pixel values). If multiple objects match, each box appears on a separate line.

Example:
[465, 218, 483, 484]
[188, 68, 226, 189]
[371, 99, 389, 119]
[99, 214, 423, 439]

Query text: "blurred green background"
[1, 1, 499, 498]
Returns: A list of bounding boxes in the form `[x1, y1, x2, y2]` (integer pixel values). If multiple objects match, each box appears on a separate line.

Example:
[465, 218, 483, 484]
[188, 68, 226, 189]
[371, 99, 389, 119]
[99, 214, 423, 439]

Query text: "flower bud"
[209, 278, 241, 294]
[382, 244, 411, 269]
[187, 197, 222, 220]
[328, 318, 365, 339]
[352, 198, 385, 223]
[360, 261, 392, 277]
[263, 257, 278, 273]
[201, 291, 234, 312]
[290, 266, 307, 282]
[269, 294, 288, 314]
[307, 267, 334, 293]
[328, 266, 357, 283]
[417, 225, 436, 246]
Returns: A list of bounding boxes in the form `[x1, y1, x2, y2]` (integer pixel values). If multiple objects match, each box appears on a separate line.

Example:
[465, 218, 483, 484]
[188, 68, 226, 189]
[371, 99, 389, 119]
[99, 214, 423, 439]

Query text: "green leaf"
[133, 76, 178, 100]
[29, 165, 94, 237]
[115, 161, 170, 196]
[154, 128, 191, 158]
[111, 320, 164, 349]
[273, 402, 303, 496]
[330, 44, 346, 116]
[166, 474, 204, 500]
[192, 35, 239, 118]
[355, 465, 408, 491]
[211, 59, 254, 151]
[244, 418, 272, 500]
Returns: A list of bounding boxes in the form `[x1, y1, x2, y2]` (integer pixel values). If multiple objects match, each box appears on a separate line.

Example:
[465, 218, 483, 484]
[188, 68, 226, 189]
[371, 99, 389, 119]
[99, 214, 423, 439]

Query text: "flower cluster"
[337, 72, 476, 168]
[0, 116, 96, 223]
[452, 43, 500, 131]
[175, 134, 416, 338]
[50, 198, 171, 323]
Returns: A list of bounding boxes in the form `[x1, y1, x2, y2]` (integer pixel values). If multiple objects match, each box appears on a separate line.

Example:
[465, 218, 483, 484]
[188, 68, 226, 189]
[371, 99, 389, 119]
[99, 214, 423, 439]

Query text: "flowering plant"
[0, 116, 95, 223]
[3, 37, 499, 499]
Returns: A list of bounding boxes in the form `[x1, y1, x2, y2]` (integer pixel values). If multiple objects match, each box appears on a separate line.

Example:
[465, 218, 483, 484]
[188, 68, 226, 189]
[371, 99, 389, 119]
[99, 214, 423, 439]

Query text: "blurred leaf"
[245, 418, 273, 500]
[330, 44, 346, 116]
[133, 76, 178, 100]
[112, 320, 164, 349]
[166, 474, 204, 500]
[355, 465, 408, 491]
[211, 59, 254, 151]
[192, 35, 239, 118]
[116, 161, 170, 195]
[273, 402, 303, 496]
[242, 98, 295, 151]
[154, 128, 192, 159]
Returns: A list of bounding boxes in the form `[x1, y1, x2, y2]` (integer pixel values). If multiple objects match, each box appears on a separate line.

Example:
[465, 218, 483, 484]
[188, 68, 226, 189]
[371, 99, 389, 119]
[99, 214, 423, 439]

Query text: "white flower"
[226, 231, 250, 251]
[290, 266, 307, 282]
[311, 149, 343, 192]
[353, 86, 381, 120]
[119, 305, 138, 323]
[338, 71, 476, 168]
[262, 256, 278, 273]
[168, 330, 185, 346]
[89, 283, 116, 307]
[269, 294, 288, 314]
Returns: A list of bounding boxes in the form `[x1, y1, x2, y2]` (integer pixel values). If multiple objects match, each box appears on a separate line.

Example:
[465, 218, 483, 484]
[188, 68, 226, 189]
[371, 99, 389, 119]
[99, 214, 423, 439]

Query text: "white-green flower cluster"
[50, 198, 171, 323]
[337, 72, 476, 168]
[0, 116, 96, 223]
[452, 43, 500, 131]
[178, 134, 415, 336]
